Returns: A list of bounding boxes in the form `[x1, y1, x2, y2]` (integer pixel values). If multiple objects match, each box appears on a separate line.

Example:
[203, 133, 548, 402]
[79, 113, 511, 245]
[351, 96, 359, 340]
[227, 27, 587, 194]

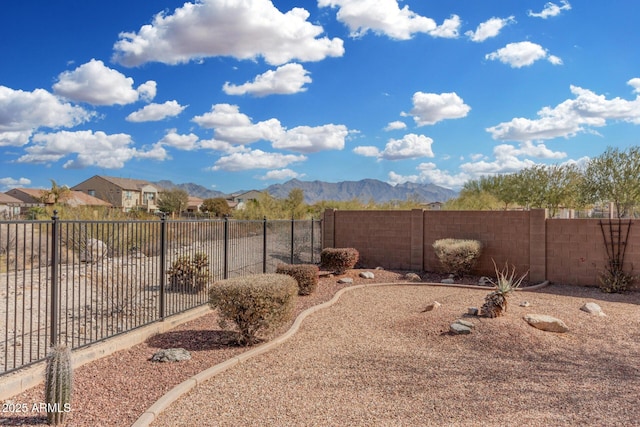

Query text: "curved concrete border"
[131, 279, 550, 426]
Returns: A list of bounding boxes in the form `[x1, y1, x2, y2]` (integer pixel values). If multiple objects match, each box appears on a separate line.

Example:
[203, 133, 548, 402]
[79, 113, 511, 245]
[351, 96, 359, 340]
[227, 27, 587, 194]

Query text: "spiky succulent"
[481, 261, 527, 318]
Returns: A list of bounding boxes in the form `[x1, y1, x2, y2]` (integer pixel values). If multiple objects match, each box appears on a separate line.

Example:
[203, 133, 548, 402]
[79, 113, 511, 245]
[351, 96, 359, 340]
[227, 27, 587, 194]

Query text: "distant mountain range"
[154, 178, 457, 204]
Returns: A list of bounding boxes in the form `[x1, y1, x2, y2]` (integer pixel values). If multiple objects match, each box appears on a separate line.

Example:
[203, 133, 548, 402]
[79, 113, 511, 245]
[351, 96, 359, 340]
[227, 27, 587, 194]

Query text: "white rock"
[524, 314, 569, 333]
[359, 271, 375, 279]
[580, 302, 606, 316]
[338, 278, 353, 284]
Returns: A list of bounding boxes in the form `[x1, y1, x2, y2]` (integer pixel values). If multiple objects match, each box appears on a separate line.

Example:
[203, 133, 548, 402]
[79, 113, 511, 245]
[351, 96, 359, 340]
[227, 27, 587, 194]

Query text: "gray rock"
[524, 314, 569, 333]
[80, 238, 108, 263]
[422, 301, 442, 312]
[468, 307, 479, 316]
[404, 272, 422, 282]
[359, 271, 375, 279]
[450, 322, 472, 335]
[337, 277, 353, 284]
[580, 302, 606, 316]
[478, 276, 491, 286]
[455, 319, 474, 329]
[441, 278, 455, 284]
[151, 348, 191, 363]
[519, 301, 531, 307]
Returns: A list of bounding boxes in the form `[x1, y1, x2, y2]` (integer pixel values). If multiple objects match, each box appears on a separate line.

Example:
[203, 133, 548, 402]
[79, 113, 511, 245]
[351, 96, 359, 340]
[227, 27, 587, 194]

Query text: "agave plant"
[481, 261, 527, 318]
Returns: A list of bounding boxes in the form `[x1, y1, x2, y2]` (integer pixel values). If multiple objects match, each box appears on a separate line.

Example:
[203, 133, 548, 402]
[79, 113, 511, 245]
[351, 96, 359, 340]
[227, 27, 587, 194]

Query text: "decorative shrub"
[167, 252, 211, 293]
[45, 345, 73, 425]
[320, 248, 359, 274]
[432, 239, 482, 277]
[481, 260, 527, 318]
[208, 273, 298, 345]
[276, 263, 319, 295]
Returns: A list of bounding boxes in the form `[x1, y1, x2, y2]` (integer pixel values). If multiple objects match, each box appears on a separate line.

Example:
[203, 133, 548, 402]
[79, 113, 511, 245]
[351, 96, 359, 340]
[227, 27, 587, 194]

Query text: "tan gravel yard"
[2, 270, 640, 426]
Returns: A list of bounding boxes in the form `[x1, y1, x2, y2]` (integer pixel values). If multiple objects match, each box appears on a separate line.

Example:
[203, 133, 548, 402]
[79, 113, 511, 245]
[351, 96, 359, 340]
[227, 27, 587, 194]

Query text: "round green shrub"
[432, 238, 482, 277]
[320, 248, 359, 274]
[276, 263, 319, 295]
[208, 273, 298, 345]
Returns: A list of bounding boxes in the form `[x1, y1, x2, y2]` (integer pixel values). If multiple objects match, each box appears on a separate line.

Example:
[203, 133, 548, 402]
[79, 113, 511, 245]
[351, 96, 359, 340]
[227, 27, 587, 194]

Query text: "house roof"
[0, 192, 23, 204]
[74, 175, 157, 191]
[6, 188, 46, 203]
[98, 176, 156, 191]
[5, 188, 111, 207]
[65, 191, 112, 207]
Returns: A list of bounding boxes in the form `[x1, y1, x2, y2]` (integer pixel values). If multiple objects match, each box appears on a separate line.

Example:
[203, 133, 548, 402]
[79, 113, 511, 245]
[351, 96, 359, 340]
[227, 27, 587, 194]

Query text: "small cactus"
[44, 345, 73, 425]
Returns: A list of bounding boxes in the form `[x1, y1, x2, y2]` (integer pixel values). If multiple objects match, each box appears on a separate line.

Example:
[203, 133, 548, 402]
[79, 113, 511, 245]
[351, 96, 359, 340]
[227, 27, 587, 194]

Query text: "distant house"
[227, 190, 262, 210]
[72, 175, 159, 212]
[425, 201, 443, 210]
[5, 187, 111, 214]
[186, 196, 203, 213]
[0, 193, 23, 219]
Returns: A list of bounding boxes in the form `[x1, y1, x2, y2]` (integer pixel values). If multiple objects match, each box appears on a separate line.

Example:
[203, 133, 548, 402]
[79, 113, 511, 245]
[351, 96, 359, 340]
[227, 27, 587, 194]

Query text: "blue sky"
[1, 0, 639, 194]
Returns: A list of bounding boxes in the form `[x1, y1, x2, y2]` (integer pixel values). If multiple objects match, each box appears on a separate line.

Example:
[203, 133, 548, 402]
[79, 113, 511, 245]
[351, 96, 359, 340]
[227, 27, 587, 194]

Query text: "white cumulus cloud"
[487, 83, 640, 142]
[465, 16, 515, 42]
[0, 86, 93, 146]
[384, 121, 407, 131]
[528, 1, 571, 19]
[223, 63, 312, 97]
[193, 103, 349, 152]
[485, 41, 561, 68]
[211, 149, 306, 171]
[260, 168, 304, 181]
[113, 0, 344, 67]
[273, 124, 348, 153]
[318, 0, 460, 40]
[126, 100, 187, 122]
[17, 130, 137, 169]
[354, 134, 434, 160]
[402, 92, 471, 126]
[157, 129, 199, 150]
[53, 59, 155, 105]
[0, 177, 31, 191]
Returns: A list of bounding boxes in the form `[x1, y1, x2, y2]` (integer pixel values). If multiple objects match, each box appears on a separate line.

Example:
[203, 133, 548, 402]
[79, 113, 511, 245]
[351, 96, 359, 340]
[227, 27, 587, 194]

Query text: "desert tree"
[201, 197, 232, 217]
[580, 146, 640, 218]
[157, 188, 189, 215]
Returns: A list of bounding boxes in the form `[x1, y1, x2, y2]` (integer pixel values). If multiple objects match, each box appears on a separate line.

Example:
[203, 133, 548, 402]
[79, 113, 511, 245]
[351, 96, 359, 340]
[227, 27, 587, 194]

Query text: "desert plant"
[432, 238, 482, 277]
[599, 263, 635, 293]
[44, 345, 73, 425]
[481, 261, 527, 318]
[208, 273, 298, 345]
[167, 253, 211, 293]
[276, 263, 319, 295]
[320, 248, 359, 274]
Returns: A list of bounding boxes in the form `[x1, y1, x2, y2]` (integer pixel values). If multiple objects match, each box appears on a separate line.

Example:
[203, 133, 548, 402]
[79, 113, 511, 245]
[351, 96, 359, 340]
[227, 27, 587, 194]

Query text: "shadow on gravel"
[145, 329, 243, 351]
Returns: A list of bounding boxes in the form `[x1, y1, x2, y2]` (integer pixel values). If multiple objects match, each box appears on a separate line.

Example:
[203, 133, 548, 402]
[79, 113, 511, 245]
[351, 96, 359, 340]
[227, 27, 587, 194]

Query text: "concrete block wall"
[323, 208, 640, 286]
[546, 218, 640, 287]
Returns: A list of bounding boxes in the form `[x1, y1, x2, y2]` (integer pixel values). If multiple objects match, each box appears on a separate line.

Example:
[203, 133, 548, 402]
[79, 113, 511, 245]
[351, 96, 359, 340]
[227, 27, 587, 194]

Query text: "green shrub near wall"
[208, 274, 298, 345]
[276, 263, 319, 295]
[320, 248, 359, 274]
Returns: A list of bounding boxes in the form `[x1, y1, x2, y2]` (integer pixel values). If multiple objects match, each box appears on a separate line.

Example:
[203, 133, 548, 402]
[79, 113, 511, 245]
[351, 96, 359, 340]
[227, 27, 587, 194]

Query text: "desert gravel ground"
[2, 270, 640, 427]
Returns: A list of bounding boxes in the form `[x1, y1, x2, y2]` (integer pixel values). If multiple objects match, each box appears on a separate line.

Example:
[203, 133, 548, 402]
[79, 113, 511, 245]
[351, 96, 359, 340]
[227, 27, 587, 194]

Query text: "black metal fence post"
[223, 216, 229, 279]
[290, 217, 295, 264]
[50, 211, 59, 347]
[311, 218, 315, 264]
[159, 213, 167, 320]
[263, 216, 267, 273]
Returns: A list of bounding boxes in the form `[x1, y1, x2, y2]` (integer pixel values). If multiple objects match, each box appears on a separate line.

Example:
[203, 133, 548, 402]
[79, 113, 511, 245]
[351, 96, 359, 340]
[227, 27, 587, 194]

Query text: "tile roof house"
[5, 188, 112, 208]
[71, 175, 159, 212]
[0, 192, 22, 219]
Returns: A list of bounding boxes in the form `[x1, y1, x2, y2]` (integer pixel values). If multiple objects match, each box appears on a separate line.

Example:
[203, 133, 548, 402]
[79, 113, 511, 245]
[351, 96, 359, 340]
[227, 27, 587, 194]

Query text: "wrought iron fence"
[0, 214, 322, 376]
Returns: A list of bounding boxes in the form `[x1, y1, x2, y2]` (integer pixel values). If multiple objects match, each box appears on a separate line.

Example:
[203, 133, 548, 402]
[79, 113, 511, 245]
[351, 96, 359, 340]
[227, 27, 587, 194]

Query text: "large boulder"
[524, 314, 569, 333]
[80, 238, 108, 263]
